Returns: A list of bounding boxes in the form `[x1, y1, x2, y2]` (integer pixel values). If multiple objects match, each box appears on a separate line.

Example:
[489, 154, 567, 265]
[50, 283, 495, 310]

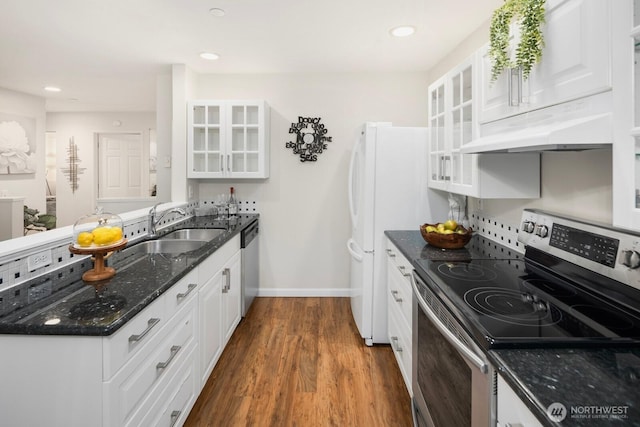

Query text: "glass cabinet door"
[189, 103, 224, 176]
[450, 64, 473, 188]
[429, 82, 447, 188]
[230, 105, 260, 174]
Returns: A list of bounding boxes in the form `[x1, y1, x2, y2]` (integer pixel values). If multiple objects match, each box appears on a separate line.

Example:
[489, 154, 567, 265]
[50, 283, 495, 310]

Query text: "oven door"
[411, 271, 496, 427]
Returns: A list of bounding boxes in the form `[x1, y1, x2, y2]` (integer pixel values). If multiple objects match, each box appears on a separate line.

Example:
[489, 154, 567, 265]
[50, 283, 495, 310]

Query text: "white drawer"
[388, 300, 412, 395]
[165, 269, 199, 318]
[388, 263, 412, 329]
[104, 298, 198, 427]
[103, 293, 167, 380]
[385, 240, 412, 274]
[152, 347, 199, 427]
[199, 235, 240, 281]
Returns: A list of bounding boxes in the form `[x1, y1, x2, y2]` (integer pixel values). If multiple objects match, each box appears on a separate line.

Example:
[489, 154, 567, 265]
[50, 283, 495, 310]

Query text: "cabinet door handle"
[386, 249, 396, 258]
[156, 345, 181, 370]
[170, 410, 182, 427]
[390, 336, 403, 353]
[391, 290, 403, 303]
[397, 265, 411, 277]
[443, 156, 451, 181]
[227, 154, 231, 172]
[128, 318, 160, 344]
[508, 67, 522, 107]
[176, 283, 197, 302]
[222, 267, 230, 293]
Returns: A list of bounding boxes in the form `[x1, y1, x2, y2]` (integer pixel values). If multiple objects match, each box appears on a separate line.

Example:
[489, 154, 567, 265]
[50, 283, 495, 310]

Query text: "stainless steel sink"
[161, 228, 225, 241]
[128, 239, 207, 254]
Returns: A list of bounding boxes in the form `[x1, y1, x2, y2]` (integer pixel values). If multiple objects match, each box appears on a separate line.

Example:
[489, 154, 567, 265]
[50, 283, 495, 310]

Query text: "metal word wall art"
[61, 137, 86, 193]
[286, 116, 332, 162]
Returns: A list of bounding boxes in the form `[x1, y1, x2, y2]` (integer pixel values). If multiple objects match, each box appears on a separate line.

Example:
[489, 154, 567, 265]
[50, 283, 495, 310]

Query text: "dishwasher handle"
[242, 220, 259, 248]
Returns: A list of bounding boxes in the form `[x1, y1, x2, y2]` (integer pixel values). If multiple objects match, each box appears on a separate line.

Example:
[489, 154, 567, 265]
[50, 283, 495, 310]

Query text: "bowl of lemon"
[420, 220, 472, 249]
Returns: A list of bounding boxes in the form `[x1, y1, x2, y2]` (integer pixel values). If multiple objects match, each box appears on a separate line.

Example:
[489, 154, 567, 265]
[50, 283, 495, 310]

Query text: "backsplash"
[468, 211, 523, 254]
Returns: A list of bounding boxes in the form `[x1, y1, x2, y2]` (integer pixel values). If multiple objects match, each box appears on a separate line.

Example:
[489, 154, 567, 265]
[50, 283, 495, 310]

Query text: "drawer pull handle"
[157, 345, 181, 370]
[128, 318, 160, 343]
[170, 410, 181, 427]
[391, 336, 402, 353]
[386, 249, 396, 258]
[176, 283, 197, 301]
[391, 290, 403, 303]
[397, 265, 411, 277]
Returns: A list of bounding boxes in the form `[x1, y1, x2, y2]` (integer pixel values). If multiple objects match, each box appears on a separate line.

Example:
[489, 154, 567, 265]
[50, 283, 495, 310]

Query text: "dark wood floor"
[184, 297, 413, 427]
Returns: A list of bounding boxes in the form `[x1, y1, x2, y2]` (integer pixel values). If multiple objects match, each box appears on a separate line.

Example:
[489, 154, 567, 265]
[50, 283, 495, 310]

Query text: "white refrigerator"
[346, 122, 448, 345]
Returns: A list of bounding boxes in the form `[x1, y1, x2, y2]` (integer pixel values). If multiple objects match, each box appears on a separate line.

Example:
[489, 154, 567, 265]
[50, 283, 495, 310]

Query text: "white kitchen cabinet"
[385, 238, 412, 394]
[479, 0, 613, 124]
[612, 0, 640, 230]
[188, 100, 270, 179]
[496, 374, 543, 427]
[198, 234, 241, 386]
[0, 234, 248, 427]
[428, 53, 541, 198]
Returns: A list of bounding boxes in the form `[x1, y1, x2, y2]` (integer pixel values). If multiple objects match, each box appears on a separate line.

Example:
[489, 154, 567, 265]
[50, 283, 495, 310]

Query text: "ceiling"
[0, 0, 501, 112]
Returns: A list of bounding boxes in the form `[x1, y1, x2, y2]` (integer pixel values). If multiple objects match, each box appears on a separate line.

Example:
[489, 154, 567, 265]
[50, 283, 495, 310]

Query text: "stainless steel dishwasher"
[241, 219, 259, 317]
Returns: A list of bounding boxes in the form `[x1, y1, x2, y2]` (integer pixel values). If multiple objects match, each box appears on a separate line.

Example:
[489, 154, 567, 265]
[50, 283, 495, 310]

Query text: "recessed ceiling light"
[200, 52, 220, 60]
[44, 86, 61, 92]
[390, 26, 416, 37]
[209, 8, 225, 17]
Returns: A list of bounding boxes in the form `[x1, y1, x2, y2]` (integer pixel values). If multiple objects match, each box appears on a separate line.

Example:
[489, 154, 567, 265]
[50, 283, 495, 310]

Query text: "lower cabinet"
[199, 235, 242, 386]
[497, 374, 543, 427]
[0, 235, 243, 427]
[385, 238, 413, 395]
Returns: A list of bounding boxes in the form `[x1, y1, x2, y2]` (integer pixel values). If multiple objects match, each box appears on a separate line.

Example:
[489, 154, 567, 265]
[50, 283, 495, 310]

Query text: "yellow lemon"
[92, 227, 112, 246]
[110, 226, 123, 243]
[77, 231, 94, 247]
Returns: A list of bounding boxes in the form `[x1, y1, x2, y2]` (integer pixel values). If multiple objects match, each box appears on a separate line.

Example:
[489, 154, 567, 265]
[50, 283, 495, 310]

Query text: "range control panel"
[549, 223, 619, 267]
[518, 209, 640, 287]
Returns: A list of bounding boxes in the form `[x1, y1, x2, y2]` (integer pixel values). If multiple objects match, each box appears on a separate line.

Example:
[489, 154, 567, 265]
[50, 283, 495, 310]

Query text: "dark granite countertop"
[0, 214, 258, 336]
[490, 348, 640, 426]
[385, 230, 640, 427]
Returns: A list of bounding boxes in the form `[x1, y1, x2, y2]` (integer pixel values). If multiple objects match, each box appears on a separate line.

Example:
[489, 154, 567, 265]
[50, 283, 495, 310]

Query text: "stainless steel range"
[411, 209, 640, 427]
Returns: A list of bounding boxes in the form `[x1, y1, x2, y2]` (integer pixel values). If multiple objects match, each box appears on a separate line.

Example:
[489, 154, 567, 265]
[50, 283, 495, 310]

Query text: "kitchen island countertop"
[0, 214, 258, 336]
[385, 229, 640, 427]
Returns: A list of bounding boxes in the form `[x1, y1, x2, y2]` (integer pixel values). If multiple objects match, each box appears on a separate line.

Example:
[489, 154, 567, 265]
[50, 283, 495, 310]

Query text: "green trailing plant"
[489, 0, 546, 82]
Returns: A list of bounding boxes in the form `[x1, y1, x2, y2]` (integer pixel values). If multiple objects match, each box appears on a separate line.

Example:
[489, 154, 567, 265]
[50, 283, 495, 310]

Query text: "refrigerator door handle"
[346, 238, 364, 262]
[347, 137, 361, 228]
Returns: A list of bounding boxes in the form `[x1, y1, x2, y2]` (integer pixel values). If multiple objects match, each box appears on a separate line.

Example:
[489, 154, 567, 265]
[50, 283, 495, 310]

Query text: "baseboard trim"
[257, 288, 351, 297]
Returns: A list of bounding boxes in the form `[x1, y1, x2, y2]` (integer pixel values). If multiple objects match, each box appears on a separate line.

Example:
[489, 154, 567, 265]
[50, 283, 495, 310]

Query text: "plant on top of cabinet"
[489, 0, 546, 82]
[188, 100, 270, 179]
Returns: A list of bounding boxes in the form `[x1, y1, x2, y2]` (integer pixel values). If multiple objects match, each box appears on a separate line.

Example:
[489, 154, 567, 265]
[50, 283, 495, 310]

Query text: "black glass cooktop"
[413, 257, 640, 349]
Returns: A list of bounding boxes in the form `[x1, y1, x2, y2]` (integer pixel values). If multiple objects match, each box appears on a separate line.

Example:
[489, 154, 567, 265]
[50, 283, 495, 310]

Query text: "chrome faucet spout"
[148, 204, 187, 237]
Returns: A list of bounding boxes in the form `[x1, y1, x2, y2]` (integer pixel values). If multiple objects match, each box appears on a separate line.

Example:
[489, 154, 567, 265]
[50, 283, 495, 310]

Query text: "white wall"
[0, 87, 47, 214]
[191, 72, 430, 294]
[46, 112, 156, 227]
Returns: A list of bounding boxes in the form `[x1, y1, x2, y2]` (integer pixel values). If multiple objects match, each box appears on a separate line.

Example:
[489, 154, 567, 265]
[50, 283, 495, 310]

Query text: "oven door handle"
[411, 273, 489, 374]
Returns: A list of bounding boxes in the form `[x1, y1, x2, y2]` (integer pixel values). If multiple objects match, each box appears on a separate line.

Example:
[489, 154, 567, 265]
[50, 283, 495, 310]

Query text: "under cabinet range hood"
[460, 112, 612, 153]
[461, 92, 614, 154]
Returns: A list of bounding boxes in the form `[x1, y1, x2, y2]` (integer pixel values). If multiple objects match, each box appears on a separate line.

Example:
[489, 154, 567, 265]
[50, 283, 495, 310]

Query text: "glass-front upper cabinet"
[188, 100, 270, 179]
[613, 0, 640, 229]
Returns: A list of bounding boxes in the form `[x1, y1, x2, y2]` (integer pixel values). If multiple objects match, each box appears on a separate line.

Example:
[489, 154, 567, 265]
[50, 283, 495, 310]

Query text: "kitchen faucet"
[148, 203, 187, 237]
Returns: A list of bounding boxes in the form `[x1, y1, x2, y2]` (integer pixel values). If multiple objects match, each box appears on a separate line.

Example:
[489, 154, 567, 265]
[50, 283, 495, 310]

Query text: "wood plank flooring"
[184, 297, 413, 427]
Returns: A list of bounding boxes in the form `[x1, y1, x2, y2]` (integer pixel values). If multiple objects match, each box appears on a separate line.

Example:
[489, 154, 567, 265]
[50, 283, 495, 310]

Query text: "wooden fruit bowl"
[420, 223, 473, 249]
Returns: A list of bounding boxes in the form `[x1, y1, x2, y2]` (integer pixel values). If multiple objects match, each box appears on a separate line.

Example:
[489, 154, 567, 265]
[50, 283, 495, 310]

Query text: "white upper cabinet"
[427, 53, 540, 199]
[479, 0, 613, 124]
[612, 0, 640, 229]
[188, 100, 270, 179]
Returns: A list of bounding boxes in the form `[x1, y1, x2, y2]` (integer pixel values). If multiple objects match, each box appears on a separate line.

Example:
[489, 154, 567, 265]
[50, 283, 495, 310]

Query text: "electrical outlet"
[27, 249, 53, 272]
[28, 281, 52, 303]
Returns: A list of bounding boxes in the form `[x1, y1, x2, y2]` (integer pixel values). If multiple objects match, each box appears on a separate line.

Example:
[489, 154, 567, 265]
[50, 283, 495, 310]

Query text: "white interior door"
[98, 133, 148, 198]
